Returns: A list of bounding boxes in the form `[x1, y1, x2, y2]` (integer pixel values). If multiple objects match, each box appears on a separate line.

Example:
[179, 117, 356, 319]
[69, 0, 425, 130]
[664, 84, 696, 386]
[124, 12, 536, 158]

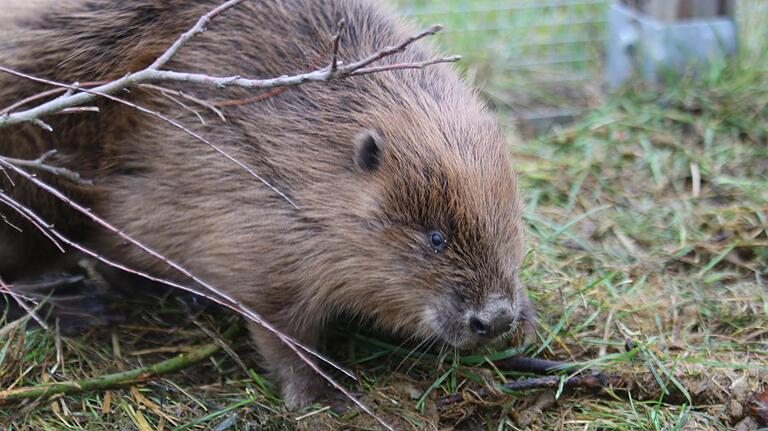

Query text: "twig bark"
[140, 84, 226, 122]
[330, 20, 346, 72]
[432, 355, 616, 407]
[0, 190, 65, 251]
[212, 87, 289, 107]
[492, 355, 580, 374]
[0, 276, 48, 330]
[147, 0, 248, 71]
[0, 150, 90, 185]
[0, 82, 103, 115]
[436, 372, 622, 407]
[0, 324, 242, 404]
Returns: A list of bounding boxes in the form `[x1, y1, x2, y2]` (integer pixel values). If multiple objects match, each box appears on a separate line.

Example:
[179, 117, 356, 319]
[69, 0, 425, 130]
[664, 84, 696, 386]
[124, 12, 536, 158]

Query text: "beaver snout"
[468, 309, 515, 339]
[467, 297, 517, 340]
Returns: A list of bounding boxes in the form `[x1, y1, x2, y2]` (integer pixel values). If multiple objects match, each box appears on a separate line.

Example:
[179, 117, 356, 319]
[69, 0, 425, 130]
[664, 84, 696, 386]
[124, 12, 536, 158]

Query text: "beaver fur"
[0, 0, 534, 408]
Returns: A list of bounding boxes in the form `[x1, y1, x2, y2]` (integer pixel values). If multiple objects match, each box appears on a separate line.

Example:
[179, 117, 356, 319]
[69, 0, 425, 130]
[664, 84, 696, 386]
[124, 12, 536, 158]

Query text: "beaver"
[0, 0, 534, 408]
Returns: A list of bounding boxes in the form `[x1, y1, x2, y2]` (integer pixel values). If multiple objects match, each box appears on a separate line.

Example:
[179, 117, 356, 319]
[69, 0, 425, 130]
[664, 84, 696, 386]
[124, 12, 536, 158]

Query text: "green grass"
[2, 2, 768, 430]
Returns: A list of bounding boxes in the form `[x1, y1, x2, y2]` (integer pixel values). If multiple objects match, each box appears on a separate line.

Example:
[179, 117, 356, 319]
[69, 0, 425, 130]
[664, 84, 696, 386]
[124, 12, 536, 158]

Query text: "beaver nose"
[468, 309, 515, 339]
[468, 316, 491, 336]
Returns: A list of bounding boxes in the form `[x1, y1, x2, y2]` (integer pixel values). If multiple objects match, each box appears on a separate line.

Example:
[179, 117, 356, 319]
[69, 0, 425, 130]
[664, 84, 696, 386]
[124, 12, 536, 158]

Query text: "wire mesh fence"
[399, 0, 768, 135]
[402, 0, 610, 84]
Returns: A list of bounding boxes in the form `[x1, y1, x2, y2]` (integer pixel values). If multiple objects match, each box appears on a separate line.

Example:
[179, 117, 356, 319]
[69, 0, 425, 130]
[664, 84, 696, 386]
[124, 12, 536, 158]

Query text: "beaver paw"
[282, 379, 360, 413]
[3, 261, 120, 335]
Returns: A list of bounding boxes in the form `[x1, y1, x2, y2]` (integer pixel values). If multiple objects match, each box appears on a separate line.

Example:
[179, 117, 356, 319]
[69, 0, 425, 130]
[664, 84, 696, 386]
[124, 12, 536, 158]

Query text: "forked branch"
[0, 2, 458, 131]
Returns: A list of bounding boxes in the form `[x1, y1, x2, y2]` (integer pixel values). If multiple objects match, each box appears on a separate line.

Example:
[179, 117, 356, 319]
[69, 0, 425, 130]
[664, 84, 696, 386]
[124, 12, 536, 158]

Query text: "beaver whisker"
[405, 335, 440, 376]
[394, 333, 437, 374]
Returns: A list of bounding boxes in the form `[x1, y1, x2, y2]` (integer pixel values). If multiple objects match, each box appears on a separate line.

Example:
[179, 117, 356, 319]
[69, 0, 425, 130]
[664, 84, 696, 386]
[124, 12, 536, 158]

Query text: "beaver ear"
[354, 130, 384, 173]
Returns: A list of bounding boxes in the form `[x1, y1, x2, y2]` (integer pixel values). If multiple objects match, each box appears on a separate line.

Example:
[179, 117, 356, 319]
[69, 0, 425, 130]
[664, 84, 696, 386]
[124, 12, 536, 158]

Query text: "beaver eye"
[427, 230, 446, 253]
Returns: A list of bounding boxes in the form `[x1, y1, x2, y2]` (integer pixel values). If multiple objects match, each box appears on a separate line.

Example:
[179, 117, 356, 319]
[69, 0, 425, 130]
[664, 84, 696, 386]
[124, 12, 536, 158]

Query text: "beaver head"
[312, 85, 533, 351]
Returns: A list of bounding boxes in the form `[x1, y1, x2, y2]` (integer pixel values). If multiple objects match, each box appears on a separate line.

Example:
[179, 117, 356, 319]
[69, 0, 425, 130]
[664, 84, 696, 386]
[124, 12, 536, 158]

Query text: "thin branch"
[0, 150, 91, 185]
[212, 87, 289, 107]
[0, 275, 49, 330]
[154, 90, 207, 125]
[330, 20, 346, 72]
[350, 55, 462, 76]
[0, 87, 66, 115]
[1, 212, 23, 232]
[191, 317, 249, 374]
[140, 84, 226, 122]
[0, 324, 242, 404]
[30, 118, 52, 132]
[0, 81, 107, 115]
[56, 106, 99, 115]
[492, 355, 581, 374]
[436, 372, 622, 407]
[147, 0, 248, 70]
[0, 191, 65, 252]
[339, 24, 446, 71]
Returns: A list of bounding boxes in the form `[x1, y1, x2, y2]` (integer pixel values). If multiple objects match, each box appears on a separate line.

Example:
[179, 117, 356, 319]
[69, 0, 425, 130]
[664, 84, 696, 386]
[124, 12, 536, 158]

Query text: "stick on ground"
[0, 324, 242, 405]
[437, 372, 622, 407]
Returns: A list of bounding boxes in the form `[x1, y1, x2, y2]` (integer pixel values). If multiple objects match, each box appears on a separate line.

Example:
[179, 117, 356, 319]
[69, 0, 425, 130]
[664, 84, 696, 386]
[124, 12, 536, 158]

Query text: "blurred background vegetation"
[399, 0, 768, 135]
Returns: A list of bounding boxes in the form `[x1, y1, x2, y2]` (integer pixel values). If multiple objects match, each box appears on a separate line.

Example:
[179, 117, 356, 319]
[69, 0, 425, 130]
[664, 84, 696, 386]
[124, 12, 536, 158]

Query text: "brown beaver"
[0, 0, 534, 408]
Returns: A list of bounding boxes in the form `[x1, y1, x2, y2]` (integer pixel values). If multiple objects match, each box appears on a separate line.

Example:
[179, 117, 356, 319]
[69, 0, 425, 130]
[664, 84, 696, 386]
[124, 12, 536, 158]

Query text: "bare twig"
[339, 24, 446, 72]
[0, 275, 48, 330]
[154, 90, 207, 124]
[1, 87, 66, 115]
[0, 150, 91, 185]
[0, 190, 65, 251]
[147, 0, 248, 71]
[0, 81, 107, 115]
[330, 20, 346, 72]
[212, 87, 289, 107]
[1, 213, 22, 232]
[191, 317, 249, 373]
[436, 372, 622, 407]
[0, 324, 242, 404]
[140, 84, 226, 122]
[492, 355, 580, 374]
[56, 106, 100, 115]
[29, 118, 52, 132]
[350, 55, 462, 76]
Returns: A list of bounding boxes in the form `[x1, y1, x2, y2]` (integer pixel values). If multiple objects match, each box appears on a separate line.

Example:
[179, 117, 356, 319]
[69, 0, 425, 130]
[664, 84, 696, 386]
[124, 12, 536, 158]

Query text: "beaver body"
[0, 0, 532, 407]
